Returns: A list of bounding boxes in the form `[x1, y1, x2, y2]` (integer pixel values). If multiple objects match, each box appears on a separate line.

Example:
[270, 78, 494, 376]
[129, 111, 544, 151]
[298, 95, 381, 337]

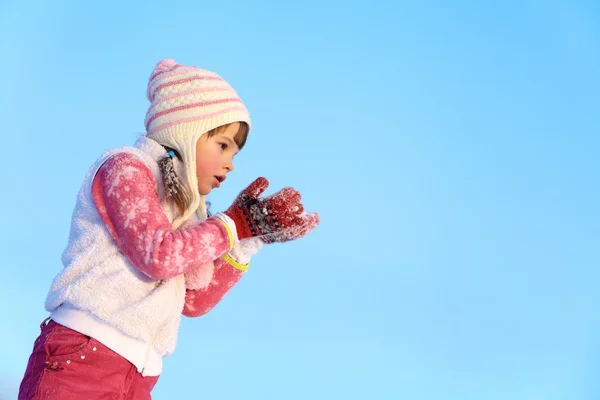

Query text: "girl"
[18, 59, 320, 400]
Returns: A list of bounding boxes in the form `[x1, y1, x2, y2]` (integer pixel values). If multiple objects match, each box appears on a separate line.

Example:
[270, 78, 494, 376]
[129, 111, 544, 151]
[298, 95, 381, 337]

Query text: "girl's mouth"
[214, 175, 225, 187]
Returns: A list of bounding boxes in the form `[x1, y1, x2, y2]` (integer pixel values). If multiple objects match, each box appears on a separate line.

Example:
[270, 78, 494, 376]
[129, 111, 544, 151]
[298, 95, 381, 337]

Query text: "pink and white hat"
[144, 58, 251, 225]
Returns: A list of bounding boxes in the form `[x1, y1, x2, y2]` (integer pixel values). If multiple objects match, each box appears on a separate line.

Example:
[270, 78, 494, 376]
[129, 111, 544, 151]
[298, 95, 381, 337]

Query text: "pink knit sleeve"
[182, 257, 244, 317]
[91, 152, 232, 280]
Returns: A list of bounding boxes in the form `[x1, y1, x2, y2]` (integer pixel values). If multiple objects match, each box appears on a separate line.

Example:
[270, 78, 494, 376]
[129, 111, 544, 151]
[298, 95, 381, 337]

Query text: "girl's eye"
[220, 143, 228, 150]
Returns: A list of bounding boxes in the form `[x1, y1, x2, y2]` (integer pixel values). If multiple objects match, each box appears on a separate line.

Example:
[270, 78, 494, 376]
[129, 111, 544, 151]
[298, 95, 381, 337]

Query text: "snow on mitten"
[224, 177, 320, 244]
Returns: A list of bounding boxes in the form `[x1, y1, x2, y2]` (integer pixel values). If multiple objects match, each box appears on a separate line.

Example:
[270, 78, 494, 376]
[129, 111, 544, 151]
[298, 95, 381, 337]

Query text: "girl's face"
[195, 122, 241, 195]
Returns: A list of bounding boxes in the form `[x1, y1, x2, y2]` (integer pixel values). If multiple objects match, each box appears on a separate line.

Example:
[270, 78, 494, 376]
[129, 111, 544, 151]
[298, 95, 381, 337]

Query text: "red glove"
[224, 177, 320, 244]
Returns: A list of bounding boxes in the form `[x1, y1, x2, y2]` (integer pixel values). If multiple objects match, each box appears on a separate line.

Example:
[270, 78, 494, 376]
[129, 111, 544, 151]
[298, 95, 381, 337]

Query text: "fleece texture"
[45, 136, 253, 374]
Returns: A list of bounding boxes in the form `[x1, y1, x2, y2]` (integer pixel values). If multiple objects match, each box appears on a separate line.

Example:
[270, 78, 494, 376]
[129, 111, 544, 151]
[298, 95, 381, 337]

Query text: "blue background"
[1, 0, 599, 398]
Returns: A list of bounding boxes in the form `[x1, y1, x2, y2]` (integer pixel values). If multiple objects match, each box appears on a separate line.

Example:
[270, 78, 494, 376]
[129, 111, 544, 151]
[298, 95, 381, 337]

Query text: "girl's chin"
[198, 184, 214, 196]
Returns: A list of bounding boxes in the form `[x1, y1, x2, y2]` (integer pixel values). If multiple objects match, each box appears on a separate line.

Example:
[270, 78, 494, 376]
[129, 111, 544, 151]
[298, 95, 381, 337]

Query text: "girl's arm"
[182, 237, 262, 317]
[182, 257, 246, 317]
[92, 152, 234, 280]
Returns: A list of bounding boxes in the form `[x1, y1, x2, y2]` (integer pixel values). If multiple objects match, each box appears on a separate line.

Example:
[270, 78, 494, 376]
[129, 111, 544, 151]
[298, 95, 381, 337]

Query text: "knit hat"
[144, 58, 251, 228]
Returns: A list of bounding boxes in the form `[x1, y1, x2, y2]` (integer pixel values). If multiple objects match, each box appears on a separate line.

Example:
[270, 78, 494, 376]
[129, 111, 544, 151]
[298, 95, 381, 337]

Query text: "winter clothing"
[224, 177, 321, 243]
[43, 137, 251, 377]
[19, 319, 159, 400]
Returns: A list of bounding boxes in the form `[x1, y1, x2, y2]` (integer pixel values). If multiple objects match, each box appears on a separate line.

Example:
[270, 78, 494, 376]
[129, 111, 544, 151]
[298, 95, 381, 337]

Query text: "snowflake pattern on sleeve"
[91, 152, 231, 280]
[182, 257, 245, 317]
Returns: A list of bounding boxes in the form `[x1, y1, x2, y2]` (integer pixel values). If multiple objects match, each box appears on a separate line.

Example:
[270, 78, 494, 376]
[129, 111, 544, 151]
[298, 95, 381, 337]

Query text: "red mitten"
[224, 177, 320, 244]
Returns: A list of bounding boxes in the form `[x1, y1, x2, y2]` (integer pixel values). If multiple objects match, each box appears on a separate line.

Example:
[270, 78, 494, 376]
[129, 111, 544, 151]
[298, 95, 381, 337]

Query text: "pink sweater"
[91, 152, 245, 317]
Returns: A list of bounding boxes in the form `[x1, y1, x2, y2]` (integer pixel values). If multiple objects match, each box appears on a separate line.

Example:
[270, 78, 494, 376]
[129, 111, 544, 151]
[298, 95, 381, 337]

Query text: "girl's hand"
[224, 177, 320, 244]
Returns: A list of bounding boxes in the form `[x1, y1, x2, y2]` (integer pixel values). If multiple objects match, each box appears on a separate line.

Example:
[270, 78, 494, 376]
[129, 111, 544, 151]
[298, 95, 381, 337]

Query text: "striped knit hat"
[144, 58, 251, 227]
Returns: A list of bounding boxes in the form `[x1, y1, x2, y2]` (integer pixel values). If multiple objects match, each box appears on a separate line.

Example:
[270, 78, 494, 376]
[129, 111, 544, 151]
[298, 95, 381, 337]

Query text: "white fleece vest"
[45, 137, 186, 364]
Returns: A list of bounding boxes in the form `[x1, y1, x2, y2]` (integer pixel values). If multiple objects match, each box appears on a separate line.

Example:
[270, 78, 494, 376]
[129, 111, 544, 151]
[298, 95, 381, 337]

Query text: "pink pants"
[19, 318, 159, 399]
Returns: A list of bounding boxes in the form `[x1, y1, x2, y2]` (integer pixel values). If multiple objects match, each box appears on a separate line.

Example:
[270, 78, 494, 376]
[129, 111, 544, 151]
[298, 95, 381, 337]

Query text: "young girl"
[18, 59, 320, 400]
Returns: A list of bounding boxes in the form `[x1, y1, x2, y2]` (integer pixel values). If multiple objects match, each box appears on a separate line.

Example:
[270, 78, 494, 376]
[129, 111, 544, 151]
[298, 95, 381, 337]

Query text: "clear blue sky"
[1, 0, 599, 399]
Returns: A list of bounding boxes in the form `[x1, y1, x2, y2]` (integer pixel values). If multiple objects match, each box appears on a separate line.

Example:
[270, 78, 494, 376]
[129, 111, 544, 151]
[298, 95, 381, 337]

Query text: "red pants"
[19, 318, 159, 399]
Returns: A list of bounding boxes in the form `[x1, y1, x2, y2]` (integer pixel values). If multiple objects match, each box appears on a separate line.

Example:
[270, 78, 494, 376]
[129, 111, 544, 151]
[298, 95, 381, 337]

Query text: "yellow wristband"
[224, 254, 249, 271]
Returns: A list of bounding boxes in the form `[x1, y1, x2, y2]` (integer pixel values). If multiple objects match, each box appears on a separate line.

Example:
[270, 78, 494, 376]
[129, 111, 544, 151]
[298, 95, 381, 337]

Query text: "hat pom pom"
[147, 59, 178, 101]
[155, 58, 177, 72]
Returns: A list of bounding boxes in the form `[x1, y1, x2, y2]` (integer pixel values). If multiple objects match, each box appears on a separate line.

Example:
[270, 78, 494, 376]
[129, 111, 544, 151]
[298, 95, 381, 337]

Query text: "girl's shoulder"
[97, 151, 156, 183]
[95, 139, 164, 180]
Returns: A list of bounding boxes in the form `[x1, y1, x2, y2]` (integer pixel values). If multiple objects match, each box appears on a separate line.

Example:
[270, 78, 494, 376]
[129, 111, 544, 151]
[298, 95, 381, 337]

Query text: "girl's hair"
[158, 122, 249, 214]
